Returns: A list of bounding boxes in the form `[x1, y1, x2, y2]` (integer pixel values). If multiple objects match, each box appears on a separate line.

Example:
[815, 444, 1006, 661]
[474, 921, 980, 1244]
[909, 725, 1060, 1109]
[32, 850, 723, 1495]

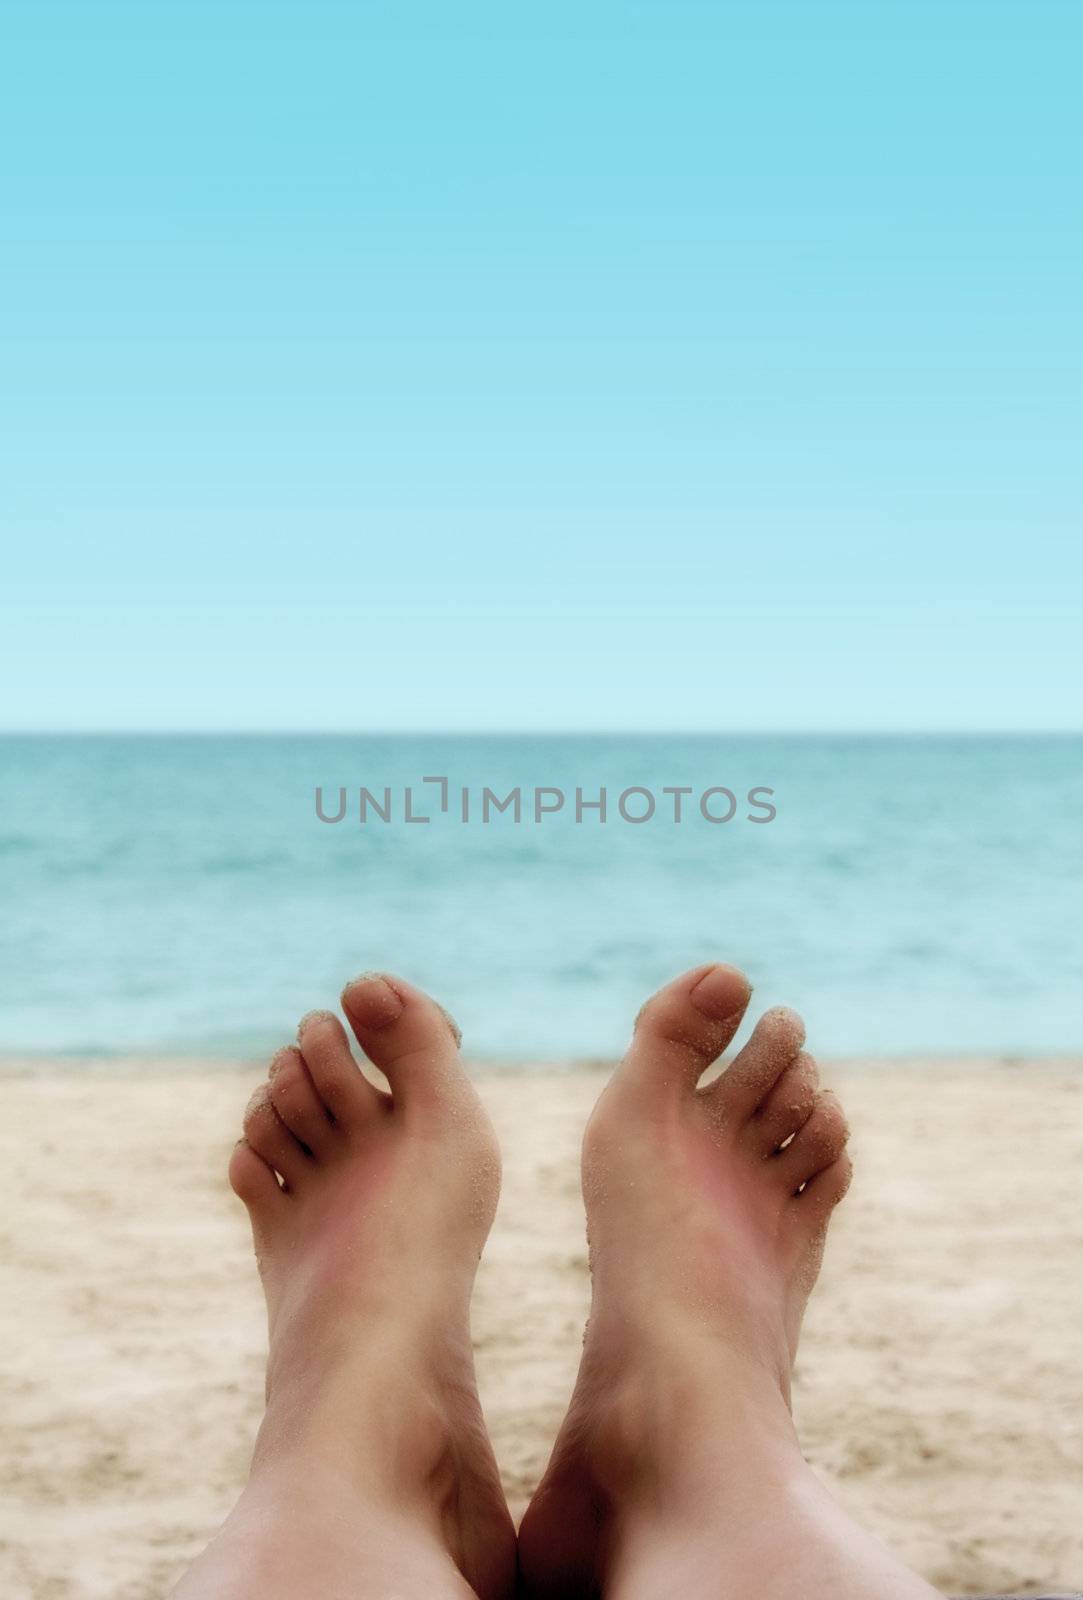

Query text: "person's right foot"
[518, 962, 855, 1597]
[179, 972, 516, 1600]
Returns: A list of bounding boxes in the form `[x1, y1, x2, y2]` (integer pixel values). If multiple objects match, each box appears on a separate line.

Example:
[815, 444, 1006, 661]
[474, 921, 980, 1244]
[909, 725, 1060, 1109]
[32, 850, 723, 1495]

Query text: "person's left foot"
[518, 964, 855, 1598]
[221, 973, 515, 1600]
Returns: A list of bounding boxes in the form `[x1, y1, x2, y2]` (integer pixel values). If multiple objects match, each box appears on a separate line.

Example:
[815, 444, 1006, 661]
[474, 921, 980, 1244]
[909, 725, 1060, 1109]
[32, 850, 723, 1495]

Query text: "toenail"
[269, 1046, 299, 1077]
[688, 964, 752, 1020]
[341, 972, 405, 1029]
[297, 1009, 336, 1039]
[245, 1085, 271, 1117]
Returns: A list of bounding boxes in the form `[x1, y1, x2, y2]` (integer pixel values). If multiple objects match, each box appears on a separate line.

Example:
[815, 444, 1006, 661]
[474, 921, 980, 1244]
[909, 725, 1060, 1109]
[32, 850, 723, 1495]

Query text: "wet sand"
[2, 1058, 1082, 1599]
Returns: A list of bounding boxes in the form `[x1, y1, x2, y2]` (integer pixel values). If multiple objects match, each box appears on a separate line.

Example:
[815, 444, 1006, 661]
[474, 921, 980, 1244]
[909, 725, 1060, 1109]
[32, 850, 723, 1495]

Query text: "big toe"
[340, 972, 466, 1107]
[623, 963, 752, 1089]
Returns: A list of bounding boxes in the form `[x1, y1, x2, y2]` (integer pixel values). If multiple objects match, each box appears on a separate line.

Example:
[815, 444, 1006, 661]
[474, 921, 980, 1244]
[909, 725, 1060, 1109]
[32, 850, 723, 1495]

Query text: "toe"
[297, 1009, 385, 1129]
[796, 1151, 854, 1223]
[243, 1084, 311, 1188]
[228, 1137, 286, 1213]
[340, 972, 464, 1106]
[743, 1051, 819, 1156]
[624, 964, 752, 1088]
[268, 1047, 338, 1156]
[774, 1090, 849, 1194]
[709, 1005, 805, 1123]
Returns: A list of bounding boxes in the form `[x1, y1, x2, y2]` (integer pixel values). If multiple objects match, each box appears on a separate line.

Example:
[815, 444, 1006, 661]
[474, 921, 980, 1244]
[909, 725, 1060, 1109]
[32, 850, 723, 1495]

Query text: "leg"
[174, 974, 516, 1600]
[519, 963, 944, 1600]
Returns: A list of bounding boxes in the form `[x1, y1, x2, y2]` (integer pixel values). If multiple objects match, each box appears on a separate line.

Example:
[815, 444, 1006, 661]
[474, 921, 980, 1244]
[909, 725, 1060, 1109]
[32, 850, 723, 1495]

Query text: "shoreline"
[2, 1050, 1081, 1076]
[4, 1058, 1082, 1597]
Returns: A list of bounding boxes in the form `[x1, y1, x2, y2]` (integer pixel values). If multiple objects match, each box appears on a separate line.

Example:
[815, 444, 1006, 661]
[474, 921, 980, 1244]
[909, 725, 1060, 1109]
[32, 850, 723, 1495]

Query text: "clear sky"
[2, 0, 1080, 730]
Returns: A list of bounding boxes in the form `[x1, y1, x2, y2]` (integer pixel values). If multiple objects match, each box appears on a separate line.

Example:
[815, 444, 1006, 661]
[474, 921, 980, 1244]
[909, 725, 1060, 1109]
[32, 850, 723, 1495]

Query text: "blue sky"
[2, 0, 1080, 730]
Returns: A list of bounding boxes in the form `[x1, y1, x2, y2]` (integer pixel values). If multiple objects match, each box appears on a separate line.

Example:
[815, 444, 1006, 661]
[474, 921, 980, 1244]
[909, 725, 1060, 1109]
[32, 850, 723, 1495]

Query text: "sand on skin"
[2, 1058, 1082, 1600]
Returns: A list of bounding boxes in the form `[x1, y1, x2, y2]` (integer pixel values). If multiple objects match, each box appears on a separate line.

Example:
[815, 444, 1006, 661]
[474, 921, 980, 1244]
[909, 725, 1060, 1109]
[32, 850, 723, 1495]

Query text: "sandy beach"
[3, 1057, 1082, 1600]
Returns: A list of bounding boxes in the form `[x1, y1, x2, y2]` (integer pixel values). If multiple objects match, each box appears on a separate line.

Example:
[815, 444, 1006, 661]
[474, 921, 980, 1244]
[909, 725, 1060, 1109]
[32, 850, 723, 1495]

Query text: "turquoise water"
[0, 734, 1079, 1061]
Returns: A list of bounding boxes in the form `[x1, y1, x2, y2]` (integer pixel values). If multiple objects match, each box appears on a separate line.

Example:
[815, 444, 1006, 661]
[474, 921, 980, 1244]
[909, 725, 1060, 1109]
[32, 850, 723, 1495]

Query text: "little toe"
[624, 964, 752, 1089]
[744, 1051, 820, 1156]
[340, 972, 465, 1106]
[775, 1090, 850, 1194]
[228, 1138, 285, 1214]
[796, 1152, 854, 1225]
[709, 1005, 806, 1124]
[297, 1009, 385, 1129]
[243, 1085, 311, 1189]
[268, 1047, 338, 1156]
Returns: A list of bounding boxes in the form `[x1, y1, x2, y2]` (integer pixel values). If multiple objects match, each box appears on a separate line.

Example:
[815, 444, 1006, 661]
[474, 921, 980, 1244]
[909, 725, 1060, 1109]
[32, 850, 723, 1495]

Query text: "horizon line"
[1, 727, 1080, 739]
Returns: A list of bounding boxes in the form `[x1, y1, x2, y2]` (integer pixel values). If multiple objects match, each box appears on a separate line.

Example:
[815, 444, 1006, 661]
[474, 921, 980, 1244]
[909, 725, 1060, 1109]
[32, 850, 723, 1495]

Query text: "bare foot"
[519, 964, 940, 1600]
[176, 973, 515, 1600]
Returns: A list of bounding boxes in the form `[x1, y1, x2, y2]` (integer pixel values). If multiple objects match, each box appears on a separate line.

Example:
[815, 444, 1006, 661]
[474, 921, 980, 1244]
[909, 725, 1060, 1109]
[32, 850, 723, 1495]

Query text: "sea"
[1, 734, 1079, 1062]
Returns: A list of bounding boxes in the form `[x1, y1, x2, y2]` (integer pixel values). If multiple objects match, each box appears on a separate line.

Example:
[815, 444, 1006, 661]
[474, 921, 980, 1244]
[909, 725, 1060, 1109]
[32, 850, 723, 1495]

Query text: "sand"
[2, 1057, 1082, 1600]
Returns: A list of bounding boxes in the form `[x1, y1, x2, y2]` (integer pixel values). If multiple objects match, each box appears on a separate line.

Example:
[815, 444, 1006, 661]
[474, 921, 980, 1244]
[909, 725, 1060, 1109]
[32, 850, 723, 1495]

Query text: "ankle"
[254, 1333, 468, 1502]
[574, 1316, 801, 1510]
